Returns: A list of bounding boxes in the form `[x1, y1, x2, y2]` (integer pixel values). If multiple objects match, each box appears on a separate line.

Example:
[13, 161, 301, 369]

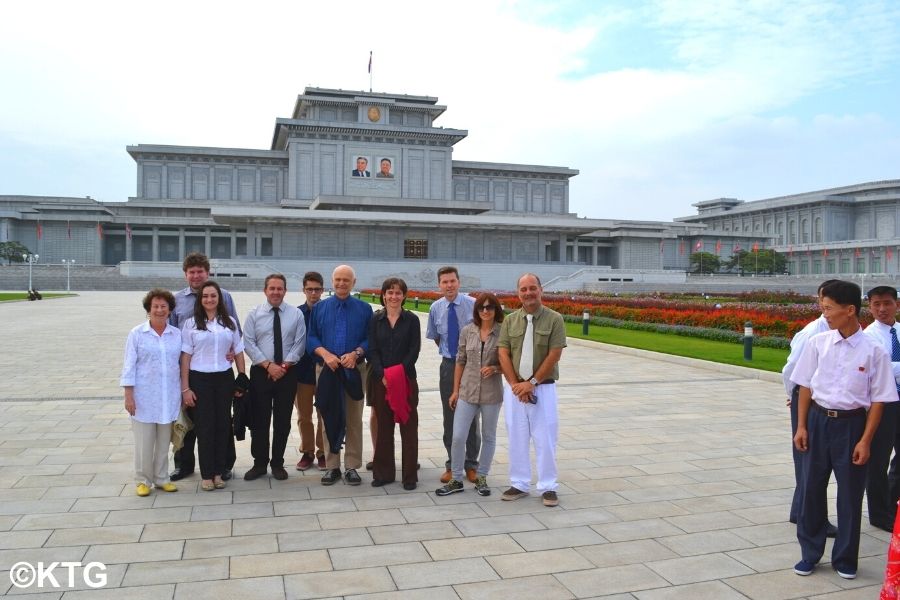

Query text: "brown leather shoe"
[440, 469, 452, 483]
[466, 468, 477, 483]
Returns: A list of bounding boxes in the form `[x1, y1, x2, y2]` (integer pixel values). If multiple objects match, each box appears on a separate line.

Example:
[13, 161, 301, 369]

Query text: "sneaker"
[321, 468, 341, 486]
[440, 469, 452, 483]
[136, 483, 151, 497]
[296, 453, 314, 471]
[158, 482, 178, 493]
[436, 479, 464, 496]
[344, 469, 362, 486]
[474, 475, 491, 496]
[501, 486, 528, 501]
[542, 491, 559, 507]
[834, 566, 856, 580]
[317, 455, 327, 470]
[793, 559, 815, 576]
[243, 465, 267, 481]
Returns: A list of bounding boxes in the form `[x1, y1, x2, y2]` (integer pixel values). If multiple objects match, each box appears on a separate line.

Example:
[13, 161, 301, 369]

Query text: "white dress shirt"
[782, 314, 830, 396]
[242, 301, 307, 366]
[181, 316, 244, 373]
[864, 319, 900, 384]
[120, 321, 182, 424]
[791, 326, 897, 410]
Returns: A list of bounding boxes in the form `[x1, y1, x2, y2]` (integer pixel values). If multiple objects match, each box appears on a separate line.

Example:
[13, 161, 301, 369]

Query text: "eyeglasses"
[304, 287, 324, 293]
[478, 305, 496, 312]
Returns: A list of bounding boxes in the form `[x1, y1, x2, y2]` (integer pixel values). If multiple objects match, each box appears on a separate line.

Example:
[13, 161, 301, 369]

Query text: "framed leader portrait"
[375, 157, 395, 179]
[351, 156, 371, 177]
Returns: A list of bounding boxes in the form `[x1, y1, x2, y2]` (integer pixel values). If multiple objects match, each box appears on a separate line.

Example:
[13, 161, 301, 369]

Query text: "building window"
[813, 260, 822, 274]
[856, 258, 866, 273]
[801, 218, 810, 244]
[799, 261, 808, 274]
[840, 258, 850, 273]
[404, 239, 428, 259]
[873, 257, 882, 272]
[826, 259, 835, 274]
[789, 220, 797, 244]
[814, 217, 823, 243]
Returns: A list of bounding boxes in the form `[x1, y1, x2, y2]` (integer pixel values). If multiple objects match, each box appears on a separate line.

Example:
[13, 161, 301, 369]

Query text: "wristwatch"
[354, 348, 363, 358]
[529, 377, 539, 386]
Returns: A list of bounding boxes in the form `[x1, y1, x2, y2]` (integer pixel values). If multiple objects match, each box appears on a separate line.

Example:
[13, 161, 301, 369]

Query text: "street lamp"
[22, 253, 39, 291]
[61, 259, 75, 292]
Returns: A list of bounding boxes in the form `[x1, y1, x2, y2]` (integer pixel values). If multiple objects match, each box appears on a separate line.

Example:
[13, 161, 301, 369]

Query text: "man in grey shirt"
[169, 252, 241, 482]
[242, 274, 307, 481]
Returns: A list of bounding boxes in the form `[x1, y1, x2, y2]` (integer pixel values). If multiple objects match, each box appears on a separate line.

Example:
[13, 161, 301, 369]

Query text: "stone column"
[178, 229, 185, 259]
[152, 227, 159, 262]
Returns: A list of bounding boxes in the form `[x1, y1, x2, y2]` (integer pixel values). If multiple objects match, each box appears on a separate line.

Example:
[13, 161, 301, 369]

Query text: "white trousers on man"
[503, 382, 558, 493]
[132, 420, 172, 486]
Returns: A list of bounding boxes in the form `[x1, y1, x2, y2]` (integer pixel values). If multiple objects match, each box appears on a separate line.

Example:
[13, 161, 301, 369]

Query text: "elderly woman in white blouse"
[120, 289, 183, 497]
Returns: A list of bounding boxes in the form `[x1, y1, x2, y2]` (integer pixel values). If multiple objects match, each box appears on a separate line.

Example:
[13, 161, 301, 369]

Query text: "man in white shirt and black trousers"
[242, 274, 306, 481]
[863, 285, 900, 531]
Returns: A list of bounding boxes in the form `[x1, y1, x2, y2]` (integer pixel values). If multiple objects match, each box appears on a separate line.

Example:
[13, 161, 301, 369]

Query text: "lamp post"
[62, 259, 75, 292]
[22, 253, 39, 290]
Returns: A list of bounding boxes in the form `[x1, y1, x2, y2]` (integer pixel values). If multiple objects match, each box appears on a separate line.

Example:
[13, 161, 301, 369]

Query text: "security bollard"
[743, 321, 753, 361]
[582, 310, 590, 335]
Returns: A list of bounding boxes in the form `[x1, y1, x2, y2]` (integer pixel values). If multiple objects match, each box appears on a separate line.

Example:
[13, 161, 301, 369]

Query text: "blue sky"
[1, 0, 898, 221]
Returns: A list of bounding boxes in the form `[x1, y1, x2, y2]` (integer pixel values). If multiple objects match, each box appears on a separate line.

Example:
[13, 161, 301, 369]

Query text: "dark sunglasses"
[477, 305, 497, 312]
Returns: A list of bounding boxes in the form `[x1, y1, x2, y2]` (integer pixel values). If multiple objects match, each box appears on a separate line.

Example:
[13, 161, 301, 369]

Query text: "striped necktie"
[891, 326, 900, 393]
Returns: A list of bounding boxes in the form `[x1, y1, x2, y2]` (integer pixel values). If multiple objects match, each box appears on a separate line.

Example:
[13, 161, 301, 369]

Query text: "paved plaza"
[0, 291, 892, 599]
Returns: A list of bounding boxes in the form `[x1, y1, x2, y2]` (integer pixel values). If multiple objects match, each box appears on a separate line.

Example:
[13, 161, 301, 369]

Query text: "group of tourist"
[782, 279, 900, 581]
[119, 253, 567, 507]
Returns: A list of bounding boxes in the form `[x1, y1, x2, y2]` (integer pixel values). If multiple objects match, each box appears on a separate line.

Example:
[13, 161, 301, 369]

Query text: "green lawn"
[565, 322, 788, 372]
[0, 292, 75, 302]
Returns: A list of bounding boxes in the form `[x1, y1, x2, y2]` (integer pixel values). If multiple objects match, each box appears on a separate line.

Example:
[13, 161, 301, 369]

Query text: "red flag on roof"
[715, 239, 722, 253]
[888, 247, 895, 261]
[126, 223, 132, 241]
[36, 221, 42, 240]
[97, 222, 104, 239]
[67, 221, 71, 240]
[368, 51, 372, 74]
[788, 245, 793, 257]
[752, 242, 760, 253]
[659, 239, 664, 254]
[679, 240, 685, 255]
[694, 240, 702, 251]
[855, 247, 861, 258]
[823, 248, 828, 257]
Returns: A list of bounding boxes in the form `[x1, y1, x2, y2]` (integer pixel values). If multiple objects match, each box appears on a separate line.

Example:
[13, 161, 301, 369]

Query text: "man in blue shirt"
[426, 266, 479, 483]
[307, 265, 373, 485]
[169, 252, 241, 482]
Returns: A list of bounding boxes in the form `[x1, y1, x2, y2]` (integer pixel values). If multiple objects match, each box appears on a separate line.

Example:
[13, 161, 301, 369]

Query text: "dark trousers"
[887, 403, 900, 510]
[789, 385, 802, 522]
[797, 408, 868, 572]
[440, 357, 479, 470]
[372, 377, 418, 486]
[173, 414, 236, 473]
[189, 369, 235, 480]
[249, 365, 297, 469]
[867, 401, 898, 527]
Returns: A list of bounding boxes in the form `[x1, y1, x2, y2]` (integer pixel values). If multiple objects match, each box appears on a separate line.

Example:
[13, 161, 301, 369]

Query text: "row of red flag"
[663, 237, 896, 260]
[34, 221, 132, 241]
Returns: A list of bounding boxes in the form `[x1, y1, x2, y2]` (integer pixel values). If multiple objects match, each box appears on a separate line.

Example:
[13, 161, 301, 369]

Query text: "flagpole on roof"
[368, 51, 373, 93]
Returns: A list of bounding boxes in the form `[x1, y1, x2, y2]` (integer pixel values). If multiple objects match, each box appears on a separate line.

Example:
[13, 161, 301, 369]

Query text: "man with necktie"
[242, 274, 306, 481]
[426, 266, 478, 483]
[497, 273, 567, 507]
[863, 285, 900, 530]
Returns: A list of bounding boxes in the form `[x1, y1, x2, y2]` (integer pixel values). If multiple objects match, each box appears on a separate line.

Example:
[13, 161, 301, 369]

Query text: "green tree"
[689, 252, 721, 274]
[0, 241, 31, 265]
[724, 249, 786, 275]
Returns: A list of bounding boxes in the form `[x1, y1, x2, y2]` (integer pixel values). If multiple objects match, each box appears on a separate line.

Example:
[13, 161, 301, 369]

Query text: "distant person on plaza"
[781, 279, 838, 537]
[368, 277, 420, 490]
[498, 273, 567, 507]
[436, 292, 504, 498]
[169, 252, 241, 482]
[120, 288, 182, 497]
[308, 264, 372, 486]
[862, 285, 900, 531]
[180, 280, 247, 492]
[791, 280, 896, 580]
[352, 157, 370, 177]
[295, 271, 327, 472]
[376, 158, 394, 179]
[242, 274, 306, 482]
[426, 266, 479, 484]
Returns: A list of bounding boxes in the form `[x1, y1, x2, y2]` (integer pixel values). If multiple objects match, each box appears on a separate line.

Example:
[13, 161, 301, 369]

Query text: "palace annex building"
[1, 87, 899, 288]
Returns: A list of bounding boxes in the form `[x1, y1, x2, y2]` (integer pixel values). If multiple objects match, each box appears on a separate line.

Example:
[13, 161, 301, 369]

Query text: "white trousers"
[503, 382, 558, 493]
[132, 420, 172, 487]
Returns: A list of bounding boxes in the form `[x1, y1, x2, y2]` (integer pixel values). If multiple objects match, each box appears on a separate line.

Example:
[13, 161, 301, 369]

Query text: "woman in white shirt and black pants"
[181, 280, 246, 491]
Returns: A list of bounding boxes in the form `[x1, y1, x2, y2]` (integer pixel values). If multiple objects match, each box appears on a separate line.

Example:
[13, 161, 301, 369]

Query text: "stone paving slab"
[0, 291, 892, 597]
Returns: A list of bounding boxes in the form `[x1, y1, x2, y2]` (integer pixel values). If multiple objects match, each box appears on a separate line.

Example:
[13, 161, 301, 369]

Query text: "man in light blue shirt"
[426, 266, 478, 483]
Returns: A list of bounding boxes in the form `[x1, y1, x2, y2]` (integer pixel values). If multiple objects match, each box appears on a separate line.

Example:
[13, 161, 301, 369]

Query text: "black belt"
[518, 379, 555, 385]
[812, 402, 866, 419]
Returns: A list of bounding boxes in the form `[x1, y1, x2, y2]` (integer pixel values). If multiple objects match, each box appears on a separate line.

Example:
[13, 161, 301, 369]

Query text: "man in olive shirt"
[497, 273, 567, 507]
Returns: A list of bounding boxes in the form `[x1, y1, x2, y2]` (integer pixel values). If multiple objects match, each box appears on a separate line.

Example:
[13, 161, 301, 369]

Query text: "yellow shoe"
[136, 483, 151, 497]
[158, 482, 178, 493]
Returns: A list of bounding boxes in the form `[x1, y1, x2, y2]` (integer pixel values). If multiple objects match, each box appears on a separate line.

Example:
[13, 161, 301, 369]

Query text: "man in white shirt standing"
[791, 280, 896, 580]
[782, 279, 837, 536]
[242, 274, 307, 482]
[426, 266, 478, 483]
[863, 285, 900, 531]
